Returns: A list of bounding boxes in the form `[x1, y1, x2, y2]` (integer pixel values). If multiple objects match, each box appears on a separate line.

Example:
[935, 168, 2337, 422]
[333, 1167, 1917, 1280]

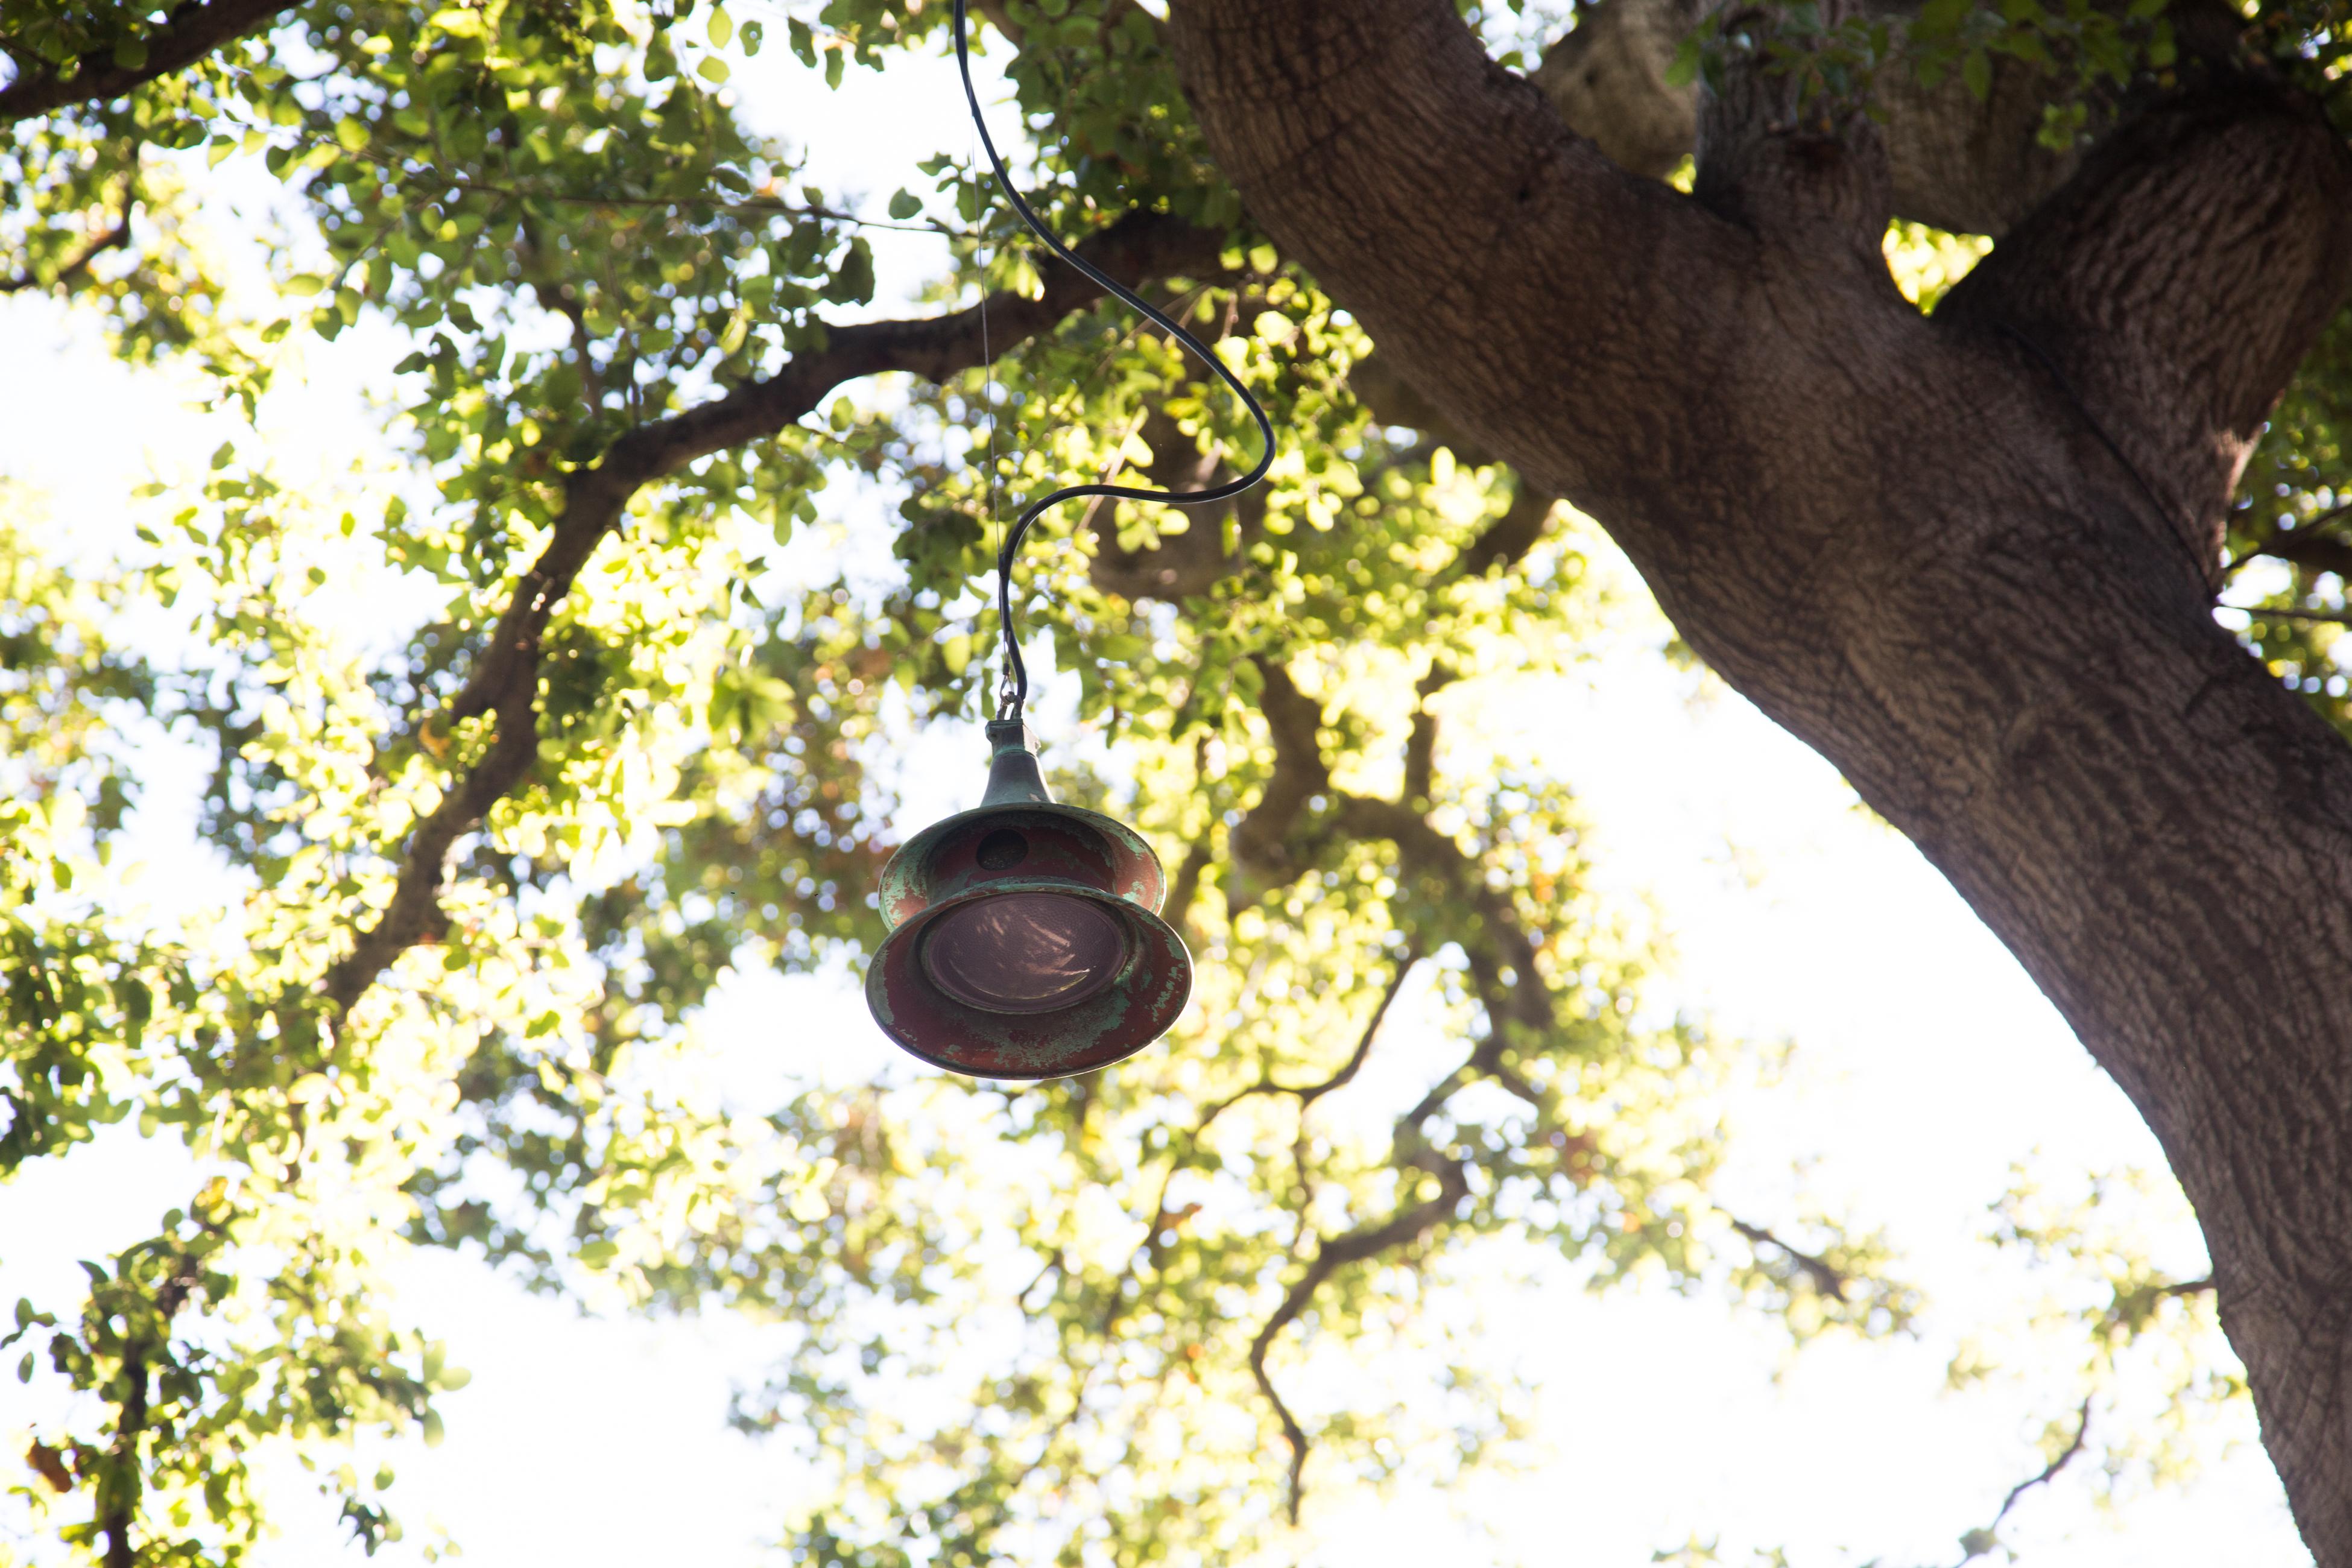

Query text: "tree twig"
[1198, 954, 1416, 1131]
[0, 176, 133, 295]
[94, 1248, 204, 1568]
[2221, 498, 2352, 577]
[1248, 1156, 1472, 1524]
[2217, 602, 2352, 628]
[1727, 1216, 1852, 1300]
[1953, 1397, 2093, 1566]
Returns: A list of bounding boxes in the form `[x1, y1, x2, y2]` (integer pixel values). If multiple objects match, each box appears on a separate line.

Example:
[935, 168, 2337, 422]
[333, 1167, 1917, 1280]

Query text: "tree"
[0, 0, 2337, 1562]
[1166, 0, 2352, 1558]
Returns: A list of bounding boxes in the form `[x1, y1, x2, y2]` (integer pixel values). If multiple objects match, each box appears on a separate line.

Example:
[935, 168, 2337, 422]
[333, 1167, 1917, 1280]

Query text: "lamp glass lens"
[922, 893, 1129, 1014]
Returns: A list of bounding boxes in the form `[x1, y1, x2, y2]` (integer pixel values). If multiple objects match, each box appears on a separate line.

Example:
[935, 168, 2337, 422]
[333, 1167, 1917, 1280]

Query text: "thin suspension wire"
[972, 123, 1002, 624]
[951, 0, 1276, 722]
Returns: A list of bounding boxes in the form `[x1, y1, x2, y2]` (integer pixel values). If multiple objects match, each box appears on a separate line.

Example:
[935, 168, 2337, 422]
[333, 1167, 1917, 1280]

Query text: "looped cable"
[951, 0, 1276, 722]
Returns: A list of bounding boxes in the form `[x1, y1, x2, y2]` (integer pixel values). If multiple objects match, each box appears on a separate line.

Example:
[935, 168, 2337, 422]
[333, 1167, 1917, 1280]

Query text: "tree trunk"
[1165, 0, 2352, 1554]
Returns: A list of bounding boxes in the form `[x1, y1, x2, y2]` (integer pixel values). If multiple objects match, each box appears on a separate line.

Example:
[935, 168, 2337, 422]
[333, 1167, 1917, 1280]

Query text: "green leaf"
[1961, 46, 1992, 100]
[1664, 36, 1704, 88]
[824, 238, 874, 306]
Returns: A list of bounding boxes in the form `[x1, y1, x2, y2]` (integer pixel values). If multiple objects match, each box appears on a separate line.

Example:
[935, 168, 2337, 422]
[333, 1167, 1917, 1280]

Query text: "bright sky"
[0, 27, 2317, 1568]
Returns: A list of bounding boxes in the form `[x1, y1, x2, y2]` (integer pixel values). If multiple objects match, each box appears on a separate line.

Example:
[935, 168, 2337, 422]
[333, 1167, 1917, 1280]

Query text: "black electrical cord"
[951, 0, 1276, 722]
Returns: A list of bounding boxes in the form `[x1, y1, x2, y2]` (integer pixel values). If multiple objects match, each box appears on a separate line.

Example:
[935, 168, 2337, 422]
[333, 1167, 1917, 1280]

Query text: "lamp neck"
[981, 719, 1054, 807]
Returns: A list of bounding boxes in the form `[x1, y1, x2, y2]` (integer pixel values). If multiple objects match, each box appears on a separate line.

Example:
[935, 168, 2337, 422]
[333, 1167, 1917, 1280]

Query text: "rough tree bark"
[1164, 0, 2352, 1556]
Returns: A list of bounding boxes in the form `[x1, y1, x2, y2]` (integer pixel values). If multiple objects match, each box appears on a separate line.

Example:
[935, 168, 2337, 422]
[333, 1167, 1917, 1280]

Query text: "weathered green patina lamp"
[861, 0, 1274, 1078]
[864, 719, 1191, 1078]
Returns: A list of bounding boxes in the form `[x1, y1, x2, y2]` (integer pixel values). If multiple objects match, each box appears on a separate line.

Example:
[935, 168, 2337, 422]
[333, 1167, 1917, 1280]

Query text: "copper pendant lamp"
[862, 0, 1273, 1078]
[864, 720, 1192, 1079]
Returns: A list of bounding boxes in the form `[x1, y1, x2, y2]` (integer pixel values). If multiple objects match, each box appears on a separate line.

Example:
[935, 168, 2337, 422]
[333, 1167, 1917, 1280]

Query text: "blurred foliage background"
[3, 0, 2334, 1561]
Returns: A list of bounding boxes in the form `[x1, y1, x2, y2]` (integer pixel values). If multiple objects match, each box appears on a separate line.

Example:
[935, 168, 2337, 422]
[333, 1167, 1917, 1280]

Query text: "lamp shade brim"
[865, 880, 1192, 1080]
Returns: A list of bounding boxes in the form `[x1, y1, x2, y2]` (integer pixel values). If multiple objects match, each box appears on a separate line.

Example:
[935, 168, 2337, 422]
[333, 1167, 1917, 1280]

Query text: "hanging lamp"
[865, 719, 1192, 1078]
[862, 0, 1276, 1079]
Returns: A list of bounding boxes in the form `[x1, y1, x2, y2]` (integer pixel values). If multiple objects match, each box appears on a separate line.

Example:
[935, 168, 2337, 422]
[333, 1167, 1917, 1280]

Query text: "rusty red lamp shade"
[865, 721, 1192, 1079]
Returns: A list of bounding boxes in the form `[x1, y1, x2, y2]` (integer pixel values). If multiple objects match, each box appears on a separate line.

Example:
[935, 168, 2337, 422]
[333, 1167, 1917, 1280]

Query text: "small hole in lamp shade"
[976, 828, 1029, 871]
[922, 893, 1128, 1014]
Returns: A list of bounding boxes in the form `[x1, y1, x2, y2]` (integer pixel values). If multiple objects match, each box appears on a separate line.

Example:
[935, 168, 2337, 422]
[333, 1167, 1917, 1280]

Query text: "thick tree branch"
[1233, 660, 1551, 1051]
[1403, 663, 1451, 806]
[1452, 485, 1558, 580]
[1339, 791, 1553, 1040]
[1530, 0, 1702, 183]
[1171, 0, 1751, 509]
[1161, 840, 1212, 934]
[320, 214, 1233, 1014]
[0, 0, 293, 124]
[1348, 352, 1496, 466]
[1226, 656, 1331, 899]
[1942, 85, 2352, 557]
